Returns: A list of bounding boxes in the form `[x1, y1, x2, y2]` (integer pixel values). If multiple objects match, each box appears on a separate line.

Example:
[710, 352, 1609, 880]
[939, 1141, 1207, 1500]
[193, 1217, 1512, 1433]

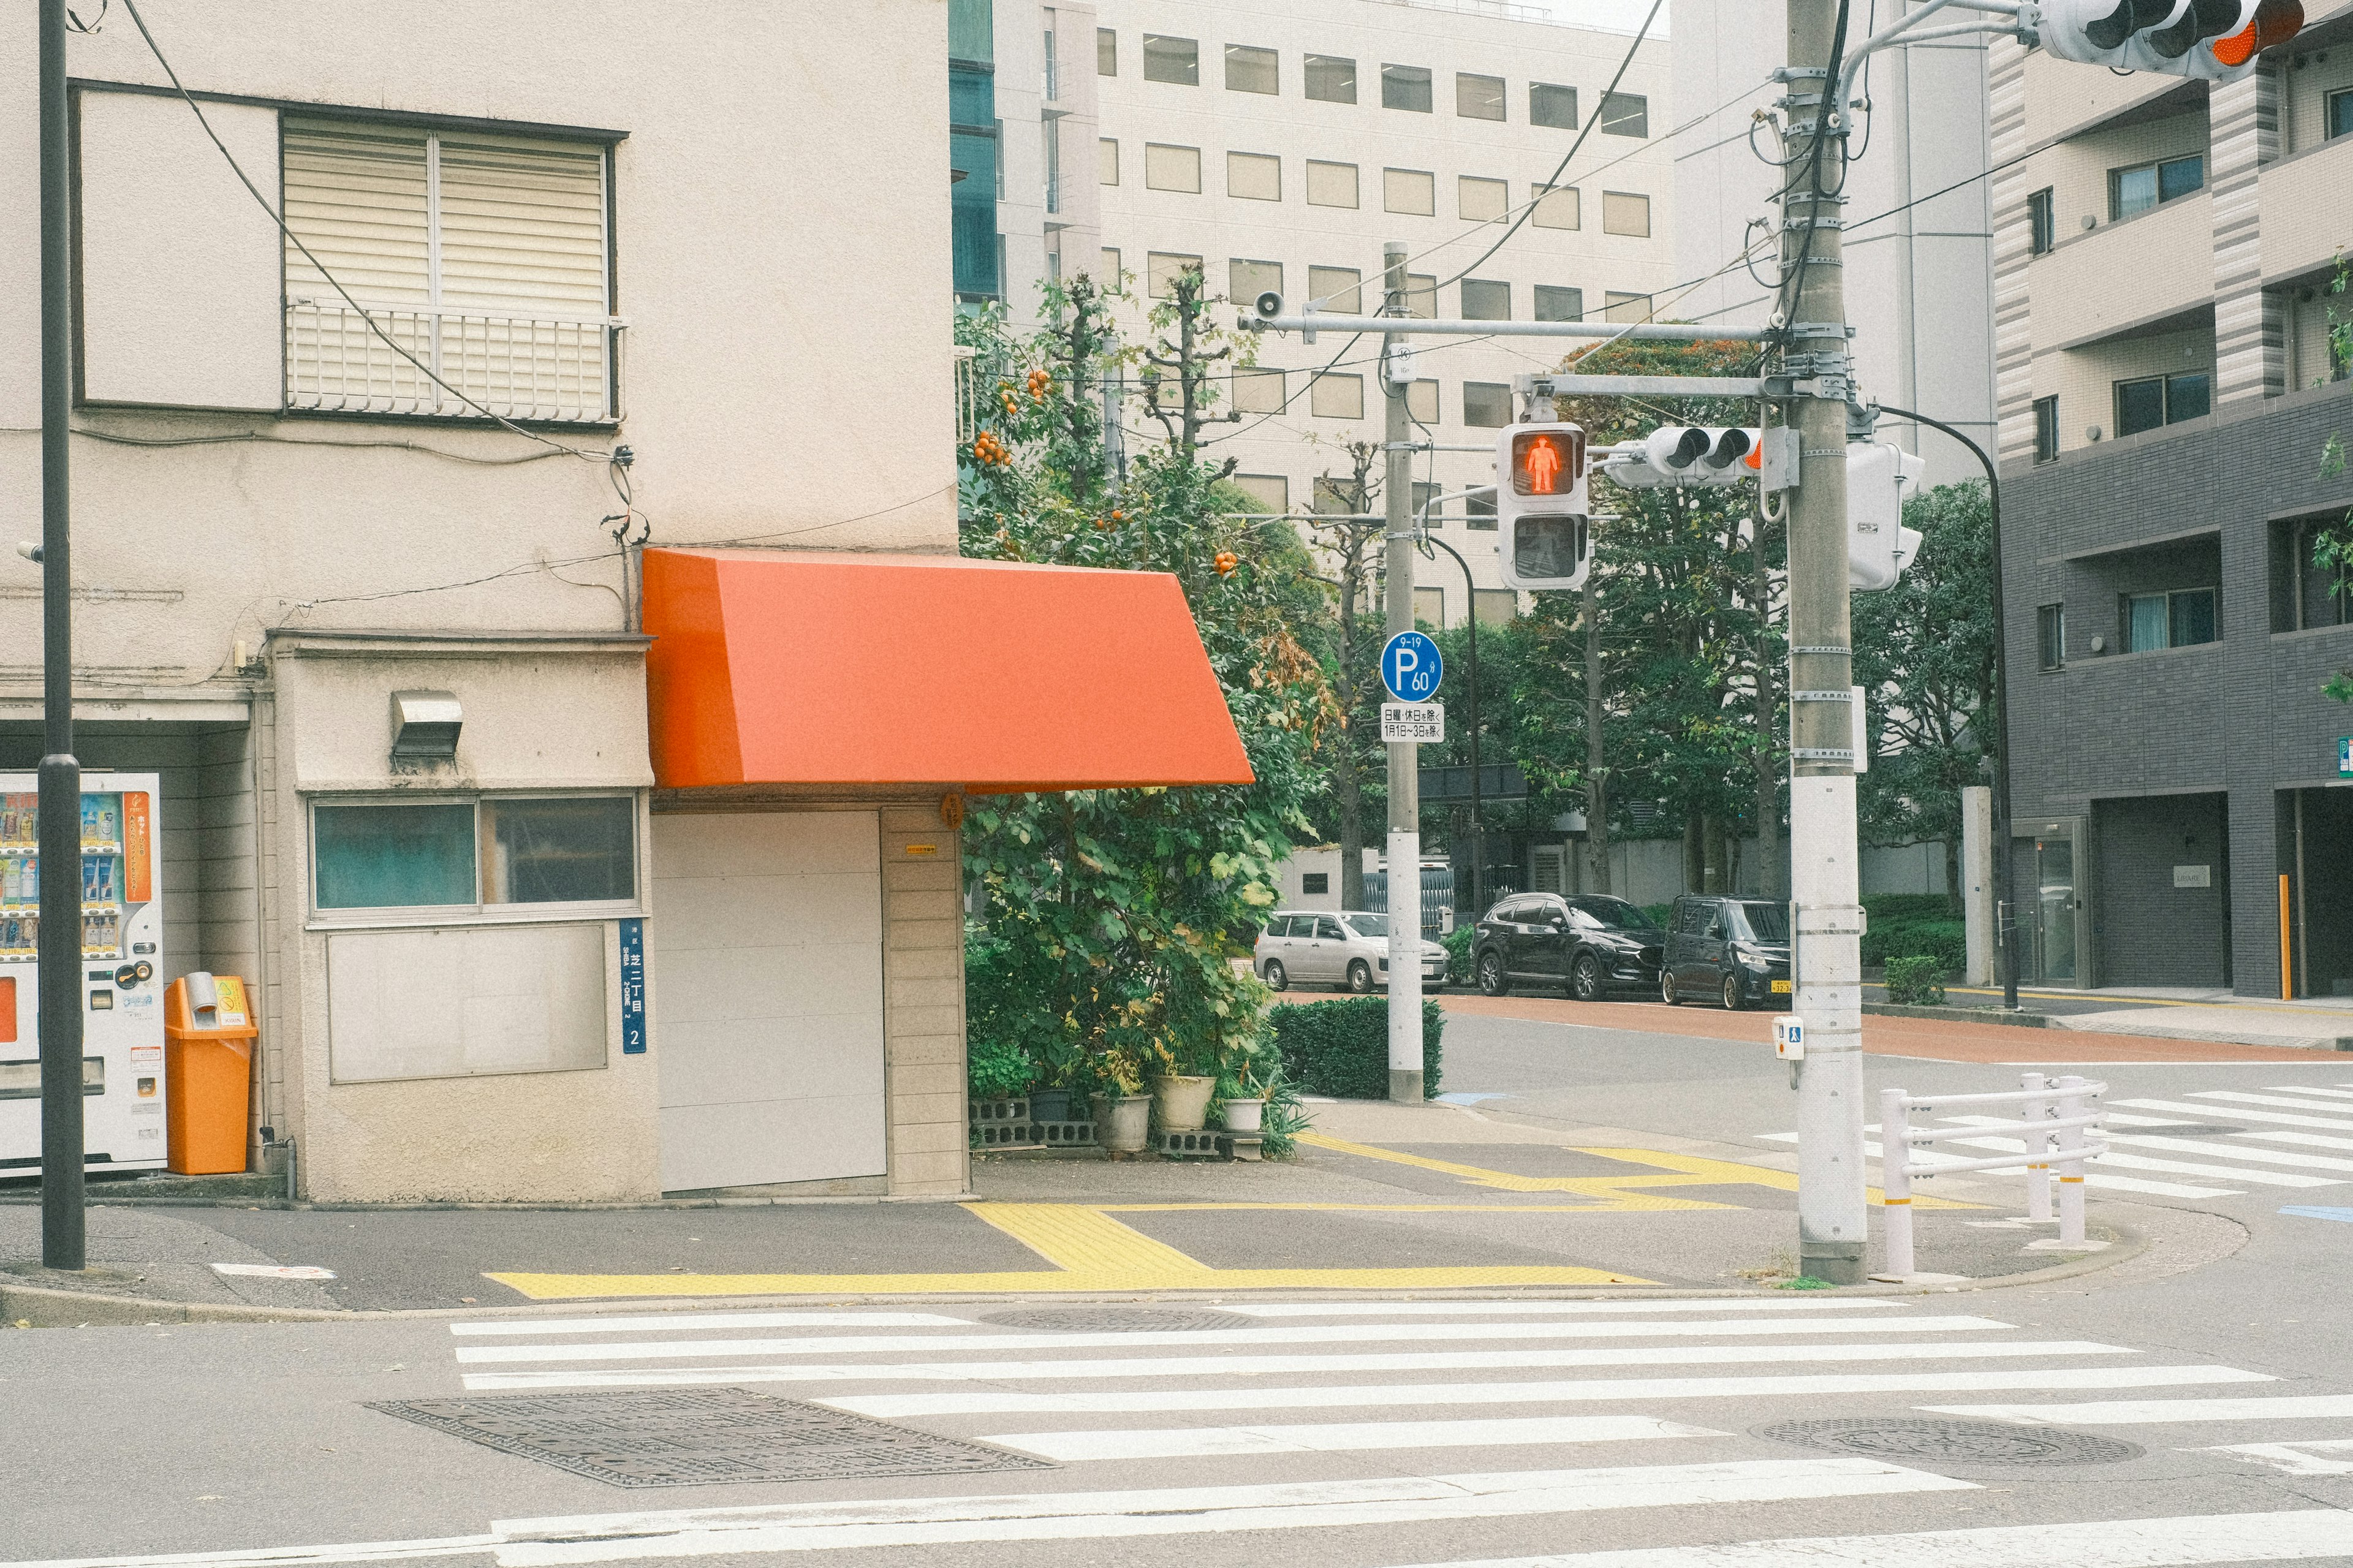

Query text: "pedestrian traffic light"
[2037, 0, 2302, 80]
[1847, 442, 1927, 592]
[1599, 427, 1762, 490]
[1494, 422, 1589, 591]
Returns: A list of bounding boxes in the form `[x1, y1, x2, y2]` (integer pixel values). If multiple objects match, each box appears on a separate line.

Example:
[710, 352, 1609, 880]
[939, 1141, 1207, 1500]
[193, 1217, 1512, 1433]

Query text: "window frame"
[1311, 371, 1366, 420]
[1097, 27, 1116, 75]
[1142, 34, 1199, 85]
[1455, 72, 1506, 121]
[2113, 370, 2210, 437]
[2037, 602, 2066, 670]
[1459, 175, 1508, 223]
[1461, 278, 1510, 321]
[1304, 53, 1358, 103]
[2033, 394, 2059, 461]
[1534, 284, 1585, 323]
[1383, 166, 1436, 216]
[1099, 137, 1118, 186]
[1599, 91, 1649, 137]
[1305, 159, 1360, 209]
[308, 791, 644, 930]
[1381, 62, 1434, 113]
[2120, 586, 2221, 653]
[1462, 381, 1512, 429]
[1601, 190, 1652, 238]
[1143, 142, 1202, 193]
[2028, 186, 2056, 255]
[1225, 43, 1278, 94]
[2331, 86, 2353, 140]
[1530, 81, 1578, 129]
[2107, 153, 2203, 221]
[1227, 150, 1282, 202]
[1533, 184, 1580, 230]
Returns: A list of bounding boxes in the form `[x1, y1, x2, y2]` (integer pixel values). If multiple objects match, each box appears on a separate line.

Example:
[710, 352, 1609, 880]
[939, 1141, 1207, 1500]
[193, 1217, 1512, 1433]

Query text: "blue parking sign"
[1381, 631, 1443, 702]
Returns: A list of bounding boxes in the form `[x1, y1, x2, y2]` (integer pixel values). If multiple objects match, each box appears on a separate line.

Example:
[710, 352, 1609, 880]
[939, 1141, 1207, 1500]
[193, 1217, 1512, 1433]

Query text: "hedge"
[1862, 917, 1968, 969]
[1268, 996, 1444, 1100]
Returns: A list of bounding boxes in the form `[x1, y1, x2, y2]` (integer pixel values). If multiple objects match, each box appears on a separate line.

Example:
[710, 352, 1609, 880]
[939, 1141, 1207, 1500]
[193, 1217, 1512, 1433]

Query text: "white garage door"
[651, 811, 886, 1193]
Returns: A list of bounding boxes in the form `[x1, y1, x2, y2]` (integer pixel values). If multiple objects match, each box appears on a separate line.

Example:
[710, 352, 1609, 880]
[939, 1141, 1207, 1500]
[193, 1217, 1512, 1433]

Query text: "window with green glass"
[316, 797, 636, 912]
[315, 803, 477, 909]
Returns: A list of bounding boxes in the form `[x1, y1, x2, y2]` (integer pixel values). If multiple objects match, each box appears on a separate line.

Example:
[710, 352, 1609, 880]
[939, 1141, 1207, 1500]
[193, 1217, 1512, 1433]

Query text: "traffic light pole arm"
[1832, 0, 2039, 112]
[1869, 403, 2019, 1013]
[1244, 314, 1768, 343]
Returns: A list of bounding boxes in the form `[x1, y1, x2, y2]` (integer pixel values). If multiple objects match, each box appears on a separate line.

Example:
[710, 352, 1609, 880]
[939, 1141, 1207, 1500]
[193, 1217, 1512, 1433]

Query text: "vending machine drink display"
[0, 772, 167, 1175]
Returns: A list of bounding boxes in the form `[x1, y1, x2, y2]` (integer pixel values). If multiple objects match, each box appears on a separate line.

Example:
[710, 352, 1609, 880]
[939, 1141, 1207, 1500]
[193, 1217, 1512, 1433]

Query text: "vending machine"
[0, 772, 167, 1176]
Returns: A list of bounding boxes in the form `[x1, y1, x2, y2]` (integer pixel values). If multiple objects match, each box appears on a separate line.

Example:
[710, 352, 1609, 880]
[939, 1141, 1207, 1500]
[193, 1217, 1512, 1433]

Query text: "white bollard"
[2021, 1070, 2052, 1222]
[2055, 1075, 2088, 1246]
[1879, 1086, 1914, 1278]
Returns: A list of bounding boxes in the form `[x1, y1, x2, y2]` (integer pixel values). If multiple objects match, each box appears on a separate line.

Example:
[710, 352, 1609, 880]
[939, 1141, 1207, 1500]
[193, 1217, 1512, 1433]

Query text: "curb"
[2044, 1017, 2353, 1052]
[1863, 1002, 2052, 1028]
[1, 1218, 2154, 1329]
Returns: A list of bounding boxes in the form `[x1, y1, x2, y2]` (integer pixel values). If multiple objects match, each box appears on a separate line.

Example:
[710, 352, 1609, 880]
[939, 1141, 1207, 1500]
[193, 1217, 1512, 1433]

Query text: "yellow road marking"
[484, 1263, 1654, 1300]
[964, 1203, 1210, 1273]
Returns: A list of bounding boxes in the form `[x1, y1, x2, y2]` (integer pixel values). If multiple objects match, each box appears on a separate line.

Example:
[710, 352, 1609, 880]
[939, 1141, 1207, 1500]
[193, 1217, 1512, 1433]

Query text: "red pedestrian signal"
[1493, 422, 1590, 591]
[1510, 429, 1583, 498]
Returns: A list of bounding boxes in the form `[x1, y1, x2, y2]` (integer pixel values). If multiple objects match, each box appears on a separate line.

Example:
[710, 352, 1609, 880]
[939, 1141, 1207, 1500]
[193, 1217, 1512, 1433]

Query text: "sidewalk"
[1916, 983, 2353, 1052]
[1, 1099, 2124, 1324]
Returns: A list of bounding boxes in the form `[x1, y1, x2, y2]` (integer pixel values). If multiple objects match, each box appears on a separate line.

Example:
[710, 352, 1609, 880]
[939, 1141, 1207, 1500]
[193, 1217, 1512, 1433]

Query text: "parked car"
[1471, 893, 1665, 1001]
[1660, 893, 1793, 1010]
[1255, 910, 1450, 994]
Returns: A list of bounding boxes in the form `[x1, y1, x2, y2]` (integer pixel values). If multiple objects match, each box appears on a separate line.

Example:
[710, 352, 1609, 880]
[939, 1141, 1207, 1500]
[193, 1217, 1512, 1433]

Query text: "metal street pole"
[37, 0, 86, 1270]
[1870, 404, 2017, 1011]
[1420, 533, 1484, 915]
[1784, 0, 1865, 1286]
[1381, 240, 1423, 1104]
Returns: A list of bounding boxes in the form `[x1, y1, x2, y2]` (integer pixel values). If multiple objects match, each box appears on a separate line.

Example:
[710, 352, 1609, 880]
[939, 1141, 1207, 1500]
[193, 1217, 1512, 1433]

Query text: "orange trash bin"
[164, 973, 258, 1176]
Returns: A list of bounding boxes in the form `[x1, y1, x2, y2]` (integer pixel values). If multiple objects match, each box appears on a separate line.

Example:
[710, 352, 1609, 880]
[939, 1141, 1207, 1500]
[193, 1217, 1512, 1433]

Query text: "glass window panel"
[1384, 167, 1435, 215]
[2170, 588, 2218, 647]
[1229, 258, 1282, 303]
[1404, 272, 1437, 318]
[1462, 382, 1511, 428]
[1534, 284, 1584, 322]
[316, 803, 476, 910]
[2115, 376, 2165, 436]
[2165, 371, 2210, 423]
[2111, 164, 2157, 219]
[1474, 589, 1518, 626]
[1145, 143, 1201, 192]
[1227, 150, 1281, 200]
[1412, 481, 1440, 517]
[1461, 279, 1510, 320]
[1099, 246, 1120, 281]
[1311, 373, 1365, 420]
[2333, 88, 2353, 138]
[1226, 44, 1278, 94]
[1142, 34, 1198, 84]
[1382, 63, 1433, 112]
[1306, 159, 1359, 208]
[2034, 394, 2059, 461]
[485, 797, 635, 904]
[1147, 252, 1202, 298]
[1531, 82, 1578, 129]
[1602, 190, 1651, 237]
[1098, 137, 1118, 185]
[1312, 476, 1363, 515]
[947, 0, 995, 63]
[2158, 154, 2204, 203]
[1305, 54, 1357, 103]
[1599, 91, 1648, 136]
[1308, 265, 1362, 313]
[1466, 490, 1497, 530]
[1097, 27, 1115, 75]
[1533, 184, 1580, 229]
[2126, 592, 2169, 652]
[2037, 602, 2066, 669]
[1232, 367, 1285, 413]
[1456, 72, 1506, 120]
[1407, 379, 1439, 423]
[1459, 176, 1507, 222]
[1231, 473, 1287, 512]
[2028, 186, 2055, 255]
[1603, 291, 1653, 323]
[1415, 586, 1446, 626]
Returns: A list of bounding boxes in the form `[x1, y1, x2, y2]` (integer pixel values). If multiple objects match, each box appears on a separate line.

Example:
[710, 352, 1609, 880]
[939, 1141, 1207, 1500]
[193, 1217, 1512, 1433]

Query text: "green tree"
[2316, 263, 2353, 704]
[955, 269, 1333, 1097]
[1851, 480, 1997, 906]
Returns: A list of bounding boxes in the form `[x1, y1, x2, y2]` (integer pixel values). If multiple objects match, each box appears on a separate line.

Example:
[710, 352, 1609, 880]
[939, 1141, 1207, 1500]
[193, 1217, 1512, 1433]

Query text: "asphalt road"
[4, 1009, 2352, 1567]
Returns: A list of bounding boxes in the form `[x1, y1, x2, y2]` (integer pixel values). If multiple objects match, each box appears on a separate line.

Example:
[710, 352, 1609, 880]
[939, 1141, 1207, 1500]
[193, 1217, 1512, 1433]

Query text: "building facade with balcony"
[2, 1, 1245, 1203]
[952, 0, 1104, 311]
[1991, 6, 2353, 999]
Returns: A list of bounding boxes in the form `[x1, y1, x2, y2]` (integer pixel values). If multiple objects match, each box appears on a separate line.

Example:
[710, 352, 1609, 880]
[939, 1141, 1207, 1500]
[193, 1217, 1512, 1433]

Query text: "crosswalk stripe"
[450, 1314, 2015, 1366]
[2260, 1085, 2353, 1100]
[449, 1312, 974, 1338]
[2195, 1439, 2353, 1476]
[1374, 1507, 2353, 1567]
[1922, 1394, 2353, 1426]
[2100, 1135, 2353, 1173]
[2189, 1090, 2353, 1116]
[484, 1460, 1976, 1564]
[1220, 1299, 1901, 1318]
[2238, 1129, 2353, 1153]
[824, 1363, 2270, 1419]
[2115, 1098, 2353, 1133]
[1931, 1127, 2339, 1189]
[1841, 1136, 2238, 1199]
[983, 1414, 1725, 1461]
[456, 1335, 2110, 1393]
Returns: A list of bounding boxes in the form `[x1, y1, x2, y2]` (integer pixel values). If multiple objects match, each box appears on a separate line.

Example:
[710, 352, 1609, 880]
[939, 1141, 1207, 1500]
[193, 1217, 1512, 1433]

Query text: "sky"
[1529, 0, 1672, 35]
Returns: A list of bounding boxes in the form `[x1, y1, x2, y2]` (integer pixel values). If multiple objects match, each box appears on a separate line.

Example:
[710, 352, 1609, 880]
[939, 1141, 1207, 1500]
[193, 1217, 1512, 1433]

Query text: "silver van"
[1254, 910, 1450, 993]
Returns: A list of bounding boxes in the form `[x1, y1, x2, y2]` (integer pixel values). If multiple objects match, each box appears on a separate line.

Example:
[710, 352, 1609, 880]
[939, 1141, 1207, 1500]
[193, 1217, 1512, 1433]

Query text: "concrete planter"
[1095, 1093, 1153, 1153]
[1151, 1075, 1217, 1132]
[1219, 1096, 1266, 1134]
[1026, 1088, 1074, 1123]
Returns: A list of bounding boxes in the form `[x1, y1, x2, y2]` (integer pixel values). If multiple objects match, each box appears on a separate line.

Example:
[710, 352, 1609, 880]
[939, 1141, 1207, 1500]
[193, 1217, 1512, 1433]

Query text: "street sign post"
[1381, 631, 1443, 702]
[1381, 703, 1444, 744]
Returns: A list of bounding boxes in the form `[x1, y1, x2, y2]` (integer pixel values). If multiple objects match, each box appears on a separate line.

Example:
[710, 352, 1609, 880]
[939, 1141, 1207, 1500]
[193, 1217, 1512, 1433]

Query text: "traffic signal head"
[1847, 442, 1927, 593]
[2039, 0, 2302, 80]
[1601, 427, 1762, 490]
[1494, 421, 1589, 592]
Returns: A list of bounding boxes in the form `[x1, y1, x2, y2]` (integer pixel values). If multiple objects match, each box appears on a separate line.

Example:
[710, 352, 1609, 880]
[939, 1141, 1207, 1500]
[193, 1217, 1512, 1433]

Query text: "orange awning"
[640, 548, 1254, 793]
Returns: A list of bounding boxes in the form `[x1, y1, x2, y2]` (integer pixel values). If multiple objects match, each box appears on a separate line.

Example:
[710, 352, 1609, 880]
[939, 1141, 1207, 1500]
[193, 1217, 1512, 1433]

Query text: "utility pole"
[1381, 240, 1422, 1104]
[1582, 564, 1609, 895]
[1783, 0, 1865, 1286]
[37, 0, 86, 1270]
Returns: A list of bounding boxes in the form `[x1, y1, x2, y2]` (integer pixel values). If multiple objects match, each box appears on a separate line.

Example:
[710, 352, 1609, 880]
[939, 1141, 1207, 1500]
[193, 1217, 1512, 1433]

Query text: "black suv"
[1472, 894, 1665, 1001]
[1661, 894, 1792, 1010]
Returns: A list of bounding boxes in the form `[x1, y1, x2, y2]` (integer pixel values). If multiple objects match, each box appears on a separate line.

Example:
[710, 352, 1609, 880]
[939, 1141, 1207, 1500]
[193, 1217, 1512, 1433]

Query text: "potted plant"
[1092, 1045, 1151, 1154]
[1214, 1062, 1269, 1134]
[1149, 1037, 1218, 1132]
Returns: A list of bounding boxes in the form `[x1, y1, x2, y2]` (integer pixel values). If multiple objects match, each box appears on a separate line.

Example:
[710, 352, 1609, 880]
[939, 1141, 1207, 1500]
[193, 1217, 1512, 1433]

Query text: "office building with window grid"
[1080, 0, 1676, 627]
[1989, 7, 2353, 999]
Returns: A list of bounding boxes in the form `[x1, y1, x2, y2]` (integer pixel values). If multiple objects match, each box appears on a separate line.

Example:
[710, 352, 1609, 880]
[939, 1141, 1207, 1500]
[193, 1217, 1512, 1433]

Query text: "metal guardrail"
[285, 298, 621, 423]
[1879, 1072, 2109, 1277]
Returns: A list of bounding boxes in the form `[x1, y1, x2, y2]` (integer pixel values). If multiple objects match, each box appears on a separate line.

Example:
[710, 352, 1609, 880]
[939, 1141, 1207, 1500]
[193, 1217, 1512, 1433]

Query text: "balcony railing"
[284, 298, 623, 424]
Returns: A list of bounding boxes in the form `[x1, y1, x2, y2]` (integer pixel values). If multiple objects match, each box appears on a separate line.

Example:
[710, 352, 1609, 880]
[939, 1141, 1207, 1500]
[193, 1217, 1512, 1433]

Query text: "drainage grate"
[1754, 1417, 2142, 1466]
[369, 1390, 1055, 1488]
[980, 1305, 1253, 1333]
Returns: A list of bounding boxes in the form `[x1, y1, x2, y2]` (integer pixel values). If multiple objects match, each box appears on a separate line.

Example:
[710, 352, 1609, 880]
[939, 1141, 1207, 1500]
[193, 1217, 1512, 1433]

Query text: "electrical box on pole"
[1493, 422, 1588, 592]
[1846, 442, 1927, 592]
[2036, 0, 2303, 79]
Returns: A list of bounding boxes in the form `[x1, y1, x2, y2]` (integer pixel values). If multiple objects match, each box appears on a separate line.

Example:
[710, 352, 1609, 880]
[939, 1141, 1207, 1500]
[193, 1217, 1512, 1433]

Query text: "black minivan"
[1661, 895, 1792, 1010]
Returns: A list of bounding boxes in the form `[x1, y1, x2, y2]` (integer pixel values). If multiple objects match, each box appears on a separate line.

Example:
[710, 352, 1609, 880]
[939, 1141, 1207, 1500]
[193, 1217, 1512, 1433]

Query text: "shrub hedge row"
[1268, 996, 1444, 1100]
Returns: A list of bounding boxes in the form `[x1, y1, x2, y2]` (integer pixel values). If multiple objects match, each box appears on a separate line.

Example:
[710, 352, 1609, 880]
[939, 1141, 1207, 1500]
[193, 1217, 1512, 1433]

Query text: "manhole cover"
[1755, 1417, 2141, 1466]
[369, 1390, 1054, 1488]
[979, 1306, 1252, 1333]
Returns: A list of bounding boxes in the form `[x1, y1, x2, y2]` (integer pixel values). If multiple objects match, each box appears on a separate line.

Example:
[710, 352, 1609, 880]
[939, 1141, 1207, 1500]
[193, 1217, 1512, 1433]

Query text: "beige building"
[1088, 0, 1677, 626]
[3, 1, 1238, 1202]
